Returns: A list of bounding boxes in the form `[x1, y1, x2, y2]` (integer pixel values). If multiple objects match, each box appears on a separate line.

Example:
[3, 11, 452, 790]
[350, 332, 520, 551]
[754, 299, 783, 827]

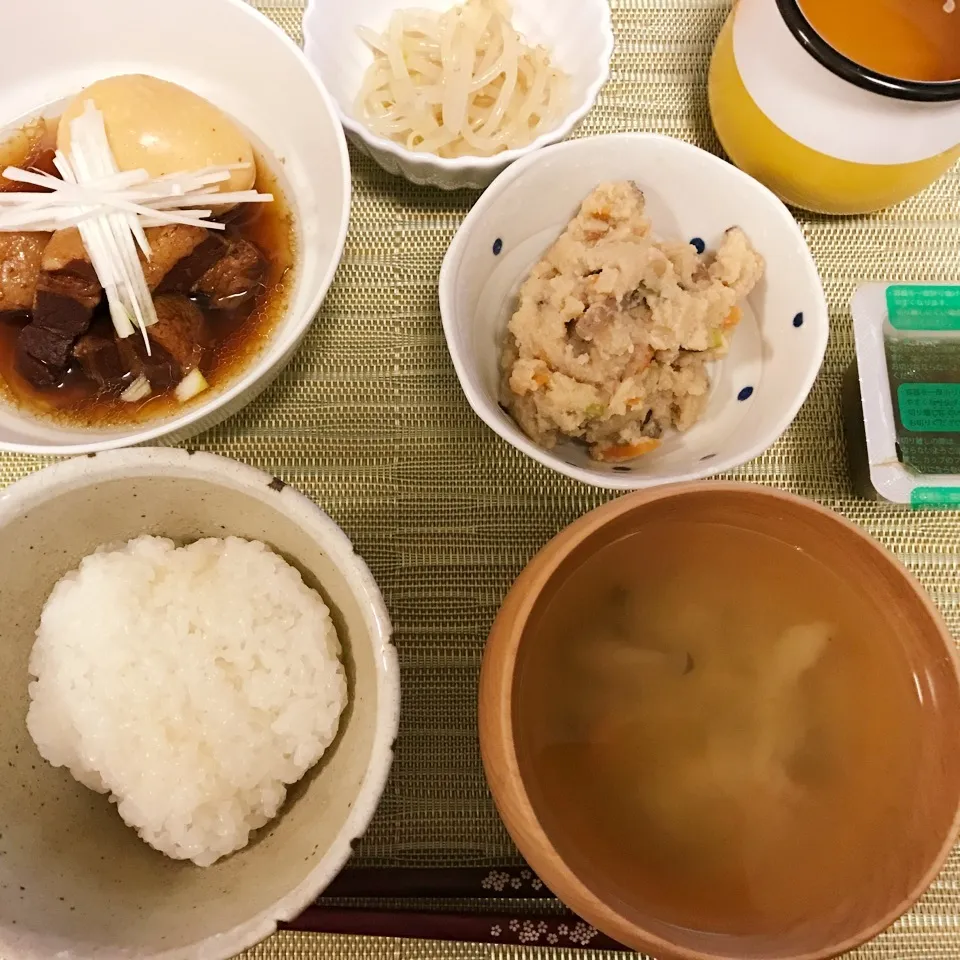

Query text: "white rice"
[26, 535, 348, 867]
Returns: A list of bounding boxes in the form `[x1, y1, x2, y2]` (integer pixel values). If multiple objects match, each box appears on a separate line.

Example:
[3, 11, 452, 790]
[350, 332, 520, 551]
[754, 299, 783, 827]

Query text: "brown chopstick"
[319, 865, 555, 900]
[285, 906, 630, 950]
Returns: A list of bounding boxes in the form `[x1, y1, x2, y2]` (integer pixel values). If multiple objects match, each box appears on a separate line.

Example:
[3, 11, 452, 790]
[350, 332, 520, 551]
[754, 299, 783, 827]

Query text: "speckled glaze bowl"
[0, 449, 398, 960]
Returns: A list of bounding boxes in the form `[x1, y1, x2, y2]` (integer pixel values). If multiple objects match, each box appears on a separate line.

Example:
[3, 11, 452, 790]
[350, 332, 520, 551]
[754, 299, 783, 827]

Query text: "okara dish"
[500, 181, 764, 462]
[0, 74, 294, 425]
[439, 133, 828, 488]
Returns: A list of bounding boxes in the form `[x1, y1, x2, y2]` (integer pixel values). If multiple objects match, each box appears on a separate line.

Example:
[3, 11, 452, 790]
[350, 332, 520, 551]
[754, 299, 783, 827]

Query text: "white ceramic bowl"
[0, 448, 398, 960]
[439, 133, 829, 489]
[0, 0, 350, 455]
[302, 0, 613, 190]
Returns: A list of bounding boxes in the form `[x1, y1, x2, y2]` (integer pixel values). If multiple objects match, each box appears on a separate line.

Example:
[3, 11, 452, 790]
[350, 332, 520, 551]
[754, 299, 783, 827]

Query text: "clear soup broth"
[515, 520, 924, 936]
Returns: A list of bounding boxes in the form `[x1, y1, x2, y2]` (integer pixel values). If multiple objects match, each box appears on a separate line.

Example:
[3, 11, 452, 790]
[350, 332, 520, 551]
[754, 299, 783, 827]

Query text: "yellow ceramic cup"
[709, 0, 960, 215]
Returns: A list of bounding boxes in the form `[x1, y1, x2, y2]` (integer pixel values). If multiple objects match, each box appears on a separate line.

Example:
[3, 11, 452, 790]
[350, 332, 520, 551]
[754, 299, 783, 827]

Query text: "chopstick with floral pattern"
[286, 906, 629, 950]
[284, 866, 631, 950]
[319, 865, 554, 899]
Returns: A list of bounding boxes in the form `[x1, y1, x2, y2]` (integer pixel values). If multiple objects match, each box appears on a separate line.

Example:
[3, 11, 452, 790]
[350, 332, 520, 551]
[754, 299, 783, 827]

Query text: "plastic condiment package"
[708, 0, 960, 214]
[850, 283, 960, 507]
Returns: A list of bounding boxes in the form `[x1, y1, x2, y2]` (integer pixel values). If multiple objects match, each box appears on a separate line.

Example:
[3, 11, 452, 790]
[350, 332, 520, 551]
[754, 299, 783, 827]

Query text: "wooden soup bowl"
[479, 483, 960, 960]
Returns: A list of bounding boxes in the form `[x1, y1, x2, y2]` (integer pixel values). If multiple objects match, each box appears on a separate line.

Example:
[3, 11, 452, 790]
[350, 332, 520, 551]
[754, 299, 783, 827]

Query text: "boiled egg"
[58, 75, 255, 194]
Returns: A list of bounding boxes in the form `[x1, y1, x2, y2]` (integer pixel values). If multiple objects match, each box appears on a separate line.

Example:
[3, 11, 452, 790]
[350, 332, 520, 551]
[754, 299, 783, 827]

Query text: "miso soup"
[515, 519, 924, 936]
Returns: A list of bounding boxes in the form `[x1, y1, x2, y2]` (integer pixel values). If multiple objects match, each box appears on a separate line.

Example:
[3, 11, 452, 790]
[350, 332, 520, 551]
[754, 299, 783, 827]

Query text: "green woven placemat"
[6, 0, 960, 957]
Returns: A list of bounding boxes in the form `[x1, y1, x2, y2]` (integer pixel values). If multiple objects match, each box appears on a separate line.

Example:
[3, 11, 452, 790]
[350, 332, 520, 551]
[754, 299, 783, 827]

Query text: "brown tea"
[515, 519, 924, 936]
[799, 0, 960, 83]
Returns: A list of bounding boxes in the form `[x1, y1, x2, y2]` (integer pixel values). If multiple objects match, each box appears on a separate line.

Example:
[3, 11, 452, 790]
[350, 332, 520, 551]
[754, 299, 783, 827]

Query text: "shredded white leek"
[0, 102, 273, 347]
[356, 0, 568, 159]
[120, 374, 152, 402]
[50, 104, 155, 344]
[174, 367, 209, 403]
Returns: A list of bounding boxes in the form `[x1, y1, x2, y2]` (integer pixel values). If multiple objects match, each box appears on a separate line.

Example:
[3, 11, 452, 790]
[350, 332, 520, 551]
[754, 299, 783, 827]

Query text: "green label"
[897, 383, 960, 432]
[887, 285, 960, 330]
[911, 487, 960, 509]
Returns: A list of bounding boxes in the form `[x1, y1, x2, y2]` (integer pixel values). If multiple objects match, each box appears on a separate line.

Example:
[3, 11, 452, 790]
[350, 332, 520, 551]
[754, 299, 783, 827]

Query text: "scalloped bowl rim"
[302, 0, 614, 172]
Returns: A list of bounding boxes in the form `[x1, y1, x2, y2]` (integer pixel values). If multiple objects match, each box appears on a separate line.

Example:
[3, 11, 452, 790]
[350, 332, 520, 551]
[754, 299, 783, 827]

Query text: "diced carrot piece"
[594, 437, 662, 462]
[635, 346, 654, 373]
[723, 305, 742, 330]
[533, 372, 549, 387]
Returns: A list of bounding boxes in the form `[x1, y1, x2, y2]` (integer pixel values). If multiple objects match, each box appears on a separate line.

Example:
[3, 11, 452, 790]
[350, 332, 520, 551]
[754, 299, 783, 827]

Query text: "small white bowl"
[439, 133, 829, 489]
[302, 0, 613, 190]
[0, 447, 399, 960]
[0, 0, 350, 455]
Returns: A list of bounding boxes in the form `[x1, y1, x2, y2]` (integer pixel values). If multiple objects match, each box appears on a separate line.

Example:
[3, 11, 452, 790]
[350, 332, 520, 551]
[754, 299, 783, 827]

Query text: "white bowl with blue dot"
[439, 133, 828, 489]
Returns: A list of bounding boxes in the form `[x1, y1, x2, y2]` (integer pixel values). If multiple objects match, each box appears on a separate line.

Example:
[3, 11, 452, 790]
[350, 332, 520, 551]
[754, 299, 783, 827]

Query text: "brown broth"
[515, 520, 923, 936]
[0, 116, 58, 192]
[0, 144, 295, 427]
